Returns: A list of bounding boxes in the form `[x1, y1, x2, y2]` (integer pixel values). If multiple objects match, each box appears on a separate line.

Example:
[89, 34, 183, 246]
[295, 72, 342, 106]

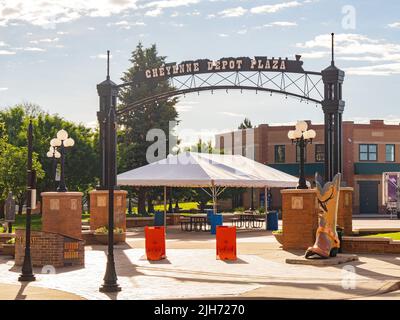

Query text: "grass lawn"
[364, 232, 400, 240]
[153, 201, 200, 211]
[6, 214, 43, 232]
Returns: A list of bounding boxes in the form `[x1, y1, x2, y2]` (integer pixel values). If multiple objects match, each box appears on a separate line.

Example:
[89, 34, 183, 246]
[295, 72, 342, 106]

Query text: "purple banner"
[387, 174, 398, 202]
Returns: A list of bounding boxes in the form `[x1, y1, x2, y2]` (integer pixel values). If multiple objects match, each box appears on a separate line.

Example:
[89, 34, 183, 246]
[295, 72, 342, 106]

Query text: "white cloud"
[0, 41, 9, 47]
[0, 49, 15, 55]
[218, 33, 229, 37]
[388, 22, 400, 28]
[145, 8, 163, 17]
[107, 20, 146, 28]
[0, 87, 8, 91]
[270, 21, 297, 27]
[237, 29, 247, 35]
[218, 6, 247, 18]
[296, 33, 400, 76]
[345, 63, 400, 76]
[30, 37, 60, 44]
[22, 47, 46, 52]
[90, 53, 113, 59]
[250, 1, 302, 14]
[0, 0, 139, 27]
[220, 111, 245, 117]
[141, 0, 200, 16]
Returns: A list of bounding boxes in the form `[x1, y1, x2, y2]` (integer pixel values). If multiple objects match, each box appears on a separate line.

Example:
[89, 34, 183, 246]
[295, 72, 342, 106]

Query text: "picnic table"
[180, 214, 210, 232]
[231, 212, 265, 229]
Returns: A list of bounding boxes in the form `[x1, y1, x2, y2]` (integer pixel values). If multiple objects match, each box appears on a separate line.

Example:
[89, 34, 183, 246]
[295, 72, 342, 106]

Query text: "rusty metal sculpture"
[305, 173, 341, 259]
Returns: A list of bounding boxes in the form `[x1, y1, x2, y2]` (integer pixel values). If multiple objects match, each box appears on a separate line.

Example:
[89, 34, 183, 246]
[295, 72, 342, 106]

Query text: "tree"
[238, 118, 253, 129]
[118, 43, 179, 214]
[0, 143, 44, 214]
[0, 105, 100, 195]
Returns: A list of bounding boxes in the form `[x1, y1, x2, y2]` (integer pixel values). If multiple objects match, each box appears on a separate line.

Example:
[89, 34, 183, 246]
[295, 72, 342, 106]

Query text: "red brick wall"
[15, 229, 84, 268]
[89, 190, 127, 232]
[281, 189, 319, 250]
[41, 192, 83, 240]
[342, 236, 400, 254]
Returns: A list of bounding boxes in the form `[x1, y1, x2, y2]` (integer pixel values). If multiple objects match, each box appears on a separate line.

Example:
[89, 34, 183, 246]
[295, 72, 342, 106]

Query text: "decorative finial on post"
[107, 50, 110, 80]
[331, 33, 335, 66]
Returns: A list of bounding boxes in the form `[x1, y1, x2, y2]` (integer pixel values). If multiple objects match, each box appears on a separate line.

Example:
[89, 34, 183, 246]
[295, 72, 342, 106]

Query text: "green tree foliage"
[238, 118, 253, 129]
[118, 43, 179, 213]
[0, 143, 44, 212]
[0, 104, 99, 195]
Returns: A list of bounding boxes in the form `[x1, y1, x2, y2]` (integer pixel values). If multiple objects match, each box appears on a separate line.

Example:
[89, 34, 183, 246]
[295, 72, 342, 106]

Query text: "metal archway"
[97, 34, 345, 190]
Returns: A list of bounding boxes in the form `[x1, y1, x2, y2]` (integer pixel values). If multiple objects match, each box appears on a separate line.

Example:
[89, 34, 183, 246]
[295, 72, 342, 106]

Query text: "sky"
[1, 0, 400, 147]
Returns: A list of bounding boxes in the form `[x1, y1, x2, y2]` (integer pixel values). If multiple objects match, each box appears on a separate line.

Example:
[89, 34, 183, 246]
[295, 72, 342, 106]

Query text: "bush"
[233, 207, 244, 213]
[6, 238, 15, 244]
[272, 230, 283, 235]
[94, 226, 124, 234]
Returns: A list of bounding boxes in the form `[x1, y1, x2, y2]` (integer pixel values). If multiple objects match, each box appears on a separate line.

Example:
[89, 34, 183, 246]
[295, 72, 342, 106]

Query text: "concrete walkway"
[0, 226, 399, 300]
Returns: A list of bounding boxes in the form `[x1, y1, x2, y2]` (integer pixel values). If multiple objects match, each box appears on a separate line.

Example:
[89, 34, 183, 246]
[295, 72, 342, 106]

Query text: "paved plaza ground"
[0, 219, 399, 300]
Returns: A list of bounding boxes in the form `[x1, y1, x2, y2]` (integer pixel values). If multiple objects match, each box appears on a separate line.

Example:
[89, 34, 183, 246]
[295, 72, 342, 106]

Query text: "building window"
[359, 144, 377, 161]
[296, 144, 307, 163]
[315, 144, 325, 162]
[386, 144, 395, 162]
[274, 145, 285, 163]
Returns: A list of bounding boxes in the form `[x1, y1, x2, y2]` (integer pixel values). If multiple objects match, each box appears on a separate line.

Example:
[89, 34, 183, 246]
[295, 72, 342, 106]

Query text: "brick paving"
[0, 222, 398, 300]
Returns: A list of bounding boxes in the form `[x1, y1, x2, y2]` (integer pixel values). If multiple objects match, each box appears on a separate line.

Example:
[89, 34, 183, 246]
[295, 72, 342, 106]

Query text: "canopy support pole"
[164, 185, 167, 233]
[265, 186, 268, 211]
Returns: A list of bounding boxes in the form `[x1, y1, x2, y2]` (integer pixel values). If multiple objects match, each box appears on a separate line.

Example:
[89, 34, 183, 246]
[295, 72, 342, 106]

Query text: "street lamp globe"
[296, 120, 308, 132]
[64, 137, 75, 147]
[308, 129, 316, 139]
[54, 151, 61, 159]
[50, 138, 61, 147]
[287, 130, 295, 140]
[293, 129, 303, 139]
[57, 129, 68, 141]
[46, 151, 53, 158]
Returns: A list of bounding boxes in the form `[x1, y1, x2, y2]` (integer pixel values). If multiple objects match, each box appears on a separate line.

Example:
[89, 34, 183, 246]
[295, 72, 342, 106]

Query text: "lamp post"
[288, 121, 316, 189]
[46, 146, 61, 190]
[50, 130, 74, 192]
[18, 120, 35, 282]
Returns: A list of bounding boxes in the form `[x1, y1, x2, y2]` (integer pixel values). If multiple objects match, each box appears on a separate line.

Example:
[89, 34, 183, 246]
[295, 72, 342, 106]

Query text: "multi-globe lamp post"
[288, 121, 316, 189]
[46, 145, 61, 190]
[49, 130, 74, 192]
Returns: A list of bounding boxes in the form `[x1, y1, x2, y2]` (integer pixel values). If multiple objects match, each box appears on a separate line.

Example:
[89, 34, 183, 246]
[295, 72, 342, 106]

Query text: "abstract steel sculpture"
[305, 173, 341, 259]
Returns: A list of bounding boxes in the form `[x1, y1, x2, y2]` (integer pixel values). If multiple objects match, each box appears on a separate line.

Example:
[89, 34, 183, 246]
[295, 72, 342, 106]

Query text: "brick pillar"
[41, 192, 83, 240]
[338, 187, 353, 236]
[89, 190, 127, 232]
[281, 189, 319, 250]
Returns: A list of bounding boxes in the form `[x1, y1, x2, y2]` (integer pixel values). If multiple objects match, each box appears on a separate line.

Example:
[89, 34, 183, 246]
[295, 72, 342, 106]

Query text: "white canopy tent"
[117, 152, 299, 228]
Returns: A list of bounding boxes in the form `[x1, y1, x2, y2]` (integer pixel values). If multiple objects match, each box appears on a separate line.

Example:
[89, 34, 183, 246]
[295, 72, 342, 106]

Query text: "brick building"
[215, 120, 400, 215]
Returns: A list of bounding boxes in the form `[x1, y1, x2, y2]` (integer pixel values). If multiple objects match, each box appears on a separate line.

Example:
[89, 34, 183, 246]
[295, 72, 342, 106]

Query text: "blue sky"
[1, 0, 400, 146]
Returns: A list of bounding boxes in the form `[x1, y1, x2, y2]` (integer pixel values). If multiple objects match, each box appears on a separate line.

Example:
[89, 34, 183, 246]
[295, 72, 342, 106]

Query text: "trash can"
[216, 226, 237, 260]
[154, 211, 164, 226]
[205, 209, 214, 225]
[210, 214, 223, 235]
[266, 210, 279, 231]
[145, 226, 166, 261]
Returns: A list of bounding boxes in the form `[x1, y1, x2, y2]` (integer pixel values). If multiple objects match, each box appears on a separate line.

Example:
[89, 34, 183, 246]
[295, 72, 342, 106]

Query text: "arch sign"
[142, 56, 304, 81]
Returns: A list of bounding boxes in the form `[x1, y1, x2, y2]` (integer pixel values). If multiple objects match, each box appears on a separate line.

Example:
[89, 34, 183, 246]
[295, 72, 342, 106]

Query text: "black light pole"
[250, 187, 254, 210]
[288, 121, 316, 190]
[58, 141, 67, 192]
[47, 146, 60, 191]
[18, 120, 36, 282]
[100, 105, 121, 293]
[128, 190, 132, 215]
